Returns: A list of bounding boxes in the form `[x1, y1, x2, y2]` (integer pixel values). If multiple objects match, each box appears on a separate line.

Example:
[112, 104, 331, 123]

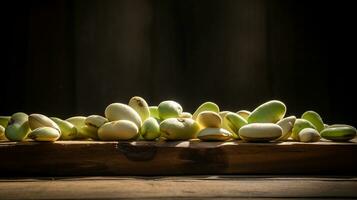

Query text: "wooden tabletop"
[1, 176, 357, 199]
[1, 140, 357, 199]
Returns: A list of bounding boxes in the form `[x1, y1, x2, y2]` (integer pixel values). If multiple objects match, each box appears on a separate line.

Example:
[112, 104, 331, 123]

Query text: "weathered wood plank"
[1, 176, 357, 199]
[1, 140, 357, 176]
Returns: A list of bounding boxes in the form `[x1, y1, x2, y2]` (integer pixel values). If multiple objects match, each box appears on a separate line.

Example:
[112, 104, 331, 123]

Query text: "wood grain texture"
[1, 139, 357, 176]
[1, 176, 357, 199]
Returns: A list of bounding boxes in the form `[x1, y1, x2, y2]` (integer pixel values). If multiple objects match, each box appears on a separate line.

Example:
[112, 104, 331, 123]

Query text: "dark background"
[1, 0, 355, 126]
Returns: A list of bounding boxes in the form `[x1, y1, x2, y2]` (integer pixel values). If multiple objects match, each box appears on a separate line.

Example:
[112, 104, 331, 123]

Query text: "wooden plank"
[1, 176, 357, 199]
[1, 139, 357, 176]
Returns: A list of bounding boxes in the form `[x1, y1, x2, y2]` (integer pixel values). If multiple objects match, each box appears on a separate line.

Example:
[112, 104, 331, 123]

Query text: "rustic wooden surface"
[1, 176, 357, 199]
[1, 139, 357, 176]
